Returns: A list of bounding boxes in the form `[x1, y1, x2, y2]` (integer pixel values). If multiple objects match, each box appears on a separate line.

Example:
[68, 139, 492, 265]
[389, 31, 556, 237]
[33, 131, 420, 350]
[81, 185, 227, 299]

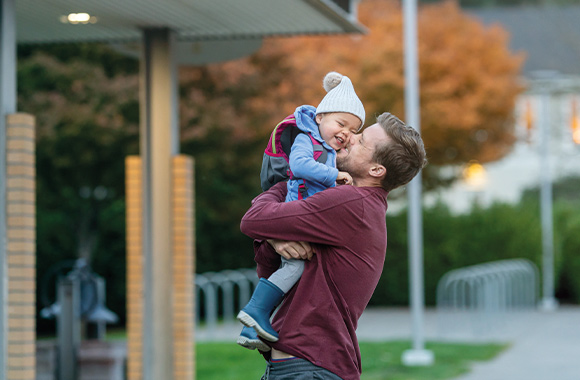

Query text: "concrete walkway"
[450, 306, 580, 380]
[197, 306, 580, 380]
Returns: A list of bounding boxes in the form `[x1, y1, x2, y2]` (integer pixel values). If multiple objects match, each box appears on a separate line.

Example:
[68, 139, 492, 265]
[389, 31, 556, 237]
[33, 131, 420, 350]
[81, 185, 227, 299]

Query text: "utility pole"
[401, 0, 434, 366]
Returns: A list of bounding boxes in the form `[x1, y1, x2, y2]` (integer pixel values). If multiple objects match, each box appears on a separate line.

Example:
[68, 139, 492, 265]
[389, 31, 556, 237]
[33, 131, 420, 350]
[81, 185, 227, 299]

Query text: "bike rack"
[436, 259, 540, 337]
[195, 268, 258, 336]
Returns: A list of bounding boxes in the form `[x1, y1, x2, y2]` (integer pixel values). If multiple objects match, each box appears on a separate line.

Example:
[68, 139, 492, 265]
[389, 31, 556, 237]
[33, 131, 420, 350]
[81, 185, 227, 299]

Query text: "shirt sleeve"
[289, 133, 338, 187]
[240, 183, 363, 247]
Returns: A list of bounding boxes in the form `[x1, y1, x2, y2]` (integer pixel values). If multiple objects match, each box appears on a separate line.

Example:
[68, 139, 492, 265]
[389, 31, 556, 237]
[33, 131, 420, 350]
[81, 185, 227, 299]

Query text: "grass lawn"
[197, 340, 508, 380]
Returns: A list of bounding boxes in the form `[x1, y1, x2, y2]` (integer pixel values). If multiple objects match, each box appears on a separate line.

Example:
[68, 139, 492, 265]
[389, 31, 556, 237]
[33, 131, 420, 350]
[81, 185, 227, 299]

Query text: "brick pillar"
[126, 155, 195, 380]
[172, 155, 195, 380]
[125, 156, 143, 380]
[5, 113, 36, 380]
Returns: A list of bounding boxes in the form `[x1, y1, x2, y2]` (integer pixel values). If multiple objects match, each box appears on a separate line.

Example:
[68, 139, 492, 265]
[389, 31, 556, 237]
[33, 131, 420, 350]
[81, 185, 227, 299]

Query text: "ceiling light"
[60, 13, 98, 25]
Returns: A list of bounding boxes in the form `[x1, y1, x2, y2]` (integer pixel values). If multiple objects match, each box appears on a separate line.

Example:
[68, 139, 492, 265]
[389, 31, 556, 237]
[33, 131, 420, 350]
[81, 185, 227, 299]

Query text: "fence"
[196, 260, 541, 339]
[195, 268, 258, 334]
[436, 259, 540, 337]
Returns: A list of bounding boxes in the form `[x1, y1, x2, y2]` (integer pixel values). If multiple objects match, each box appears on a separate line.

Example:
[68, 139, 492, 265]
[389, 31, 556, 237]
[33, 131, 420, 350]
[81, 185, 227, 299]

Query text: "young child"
[237, 72, 365, 350]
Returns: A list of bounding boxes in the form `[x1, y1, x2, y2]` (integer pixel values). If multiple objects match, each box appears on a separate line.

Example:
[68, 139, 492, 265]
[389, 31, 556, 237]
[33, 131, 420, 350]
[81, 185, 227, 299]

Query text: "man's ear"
[369, 164, 386, 179]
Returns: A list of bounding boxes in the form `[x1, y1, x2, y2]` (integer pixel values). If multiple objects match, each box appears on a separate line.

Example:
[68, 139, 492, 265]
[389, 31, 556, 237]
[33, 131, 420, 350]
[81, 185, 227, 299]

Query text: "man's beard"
[336, 154, 347, 172]
[337, 155, 364, 180]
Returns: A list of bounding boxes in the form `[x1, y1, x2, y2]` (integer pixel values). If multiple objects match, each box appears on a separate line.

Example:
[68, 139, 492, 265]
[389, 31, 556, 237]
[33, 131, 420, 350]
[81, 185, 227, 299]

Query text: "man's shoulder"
[319, 185, 387, 202]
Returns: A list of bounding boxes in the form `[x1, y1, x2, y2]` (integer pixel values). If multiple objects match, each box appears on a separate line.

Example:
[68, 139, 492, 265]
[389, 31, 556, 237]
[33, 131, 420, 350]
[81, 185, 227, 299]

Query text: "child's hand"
[336, 171, 353, 185]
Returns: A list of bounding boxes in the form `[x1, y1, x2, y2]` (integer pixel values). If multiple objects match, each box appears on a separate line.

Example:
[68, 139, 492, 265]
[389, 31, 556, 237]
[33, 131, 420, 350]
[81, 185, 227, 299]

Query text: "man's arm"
[253, 239, 313, 278]
[241, 182, 363, 247]
[268, 240, 314, 260]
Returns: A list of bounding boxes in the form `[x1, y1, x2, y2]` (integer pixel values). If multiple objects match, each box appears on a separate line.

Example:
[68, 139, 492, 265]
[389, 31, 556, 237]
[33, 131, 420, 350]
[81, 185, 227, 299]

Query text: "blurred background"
[22, 0, 579, 338]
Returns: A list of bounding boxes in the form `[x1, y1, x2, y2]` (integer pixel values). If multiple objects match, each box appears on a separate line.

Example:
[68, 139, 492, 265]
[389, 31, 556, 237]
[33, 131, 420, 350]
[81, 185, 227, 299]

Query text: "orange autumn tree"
[248, 0, 524, 181]
[179, 0, 523, 188]
[175, 0, 523, 269]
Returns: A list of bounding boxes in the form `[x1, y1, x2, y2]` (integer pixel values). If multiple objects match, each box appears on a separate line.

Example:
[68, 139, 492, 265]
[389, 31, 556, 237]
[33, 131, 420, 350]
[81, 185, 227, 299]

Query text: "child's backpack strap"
[308, 133, 328, 164]
[297, 179, 308, 200]
[260, 114, 329, 192]
[288, 134, 329, 200]
[280, 122, 303, 159]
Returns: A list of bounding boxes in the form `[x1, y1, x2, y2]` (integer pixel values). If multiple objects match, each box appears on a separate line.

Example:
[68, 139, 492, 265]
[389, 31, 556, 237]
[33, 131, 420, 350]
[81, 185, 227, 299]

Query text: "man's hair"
[373, 112, 427, 192]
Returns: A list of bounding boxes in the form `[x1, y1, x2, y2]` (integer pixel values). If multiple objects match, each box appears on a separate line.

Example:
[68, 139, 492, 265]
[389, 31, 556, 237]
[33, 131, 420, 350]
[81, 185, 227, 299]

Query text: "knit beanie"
[316, 71, 365, 126]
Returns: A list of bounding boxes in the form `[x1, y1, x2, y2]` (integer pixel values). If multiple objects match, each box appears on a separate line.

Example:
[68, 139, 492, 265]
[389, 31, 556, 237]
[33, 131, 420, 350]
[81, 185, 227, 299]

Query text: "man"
[240, 112, 427, 380]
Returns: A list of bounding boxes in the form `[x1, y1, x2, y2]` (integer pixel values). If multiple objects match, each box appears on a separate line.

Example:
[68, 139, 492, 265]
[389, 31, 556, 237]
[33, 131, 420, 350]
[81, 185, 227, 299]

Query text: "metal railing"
[195, 268, 258, 333]
[436, 259, 540, 337]
[437, 259, 539, 311]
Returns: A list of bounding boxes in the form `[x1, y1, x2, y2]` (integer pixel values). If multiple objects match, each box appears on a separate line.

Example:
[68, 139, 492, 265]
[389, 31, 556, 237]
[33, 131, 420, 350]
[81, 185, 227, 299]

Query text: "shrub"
[372, 195, 579, 306]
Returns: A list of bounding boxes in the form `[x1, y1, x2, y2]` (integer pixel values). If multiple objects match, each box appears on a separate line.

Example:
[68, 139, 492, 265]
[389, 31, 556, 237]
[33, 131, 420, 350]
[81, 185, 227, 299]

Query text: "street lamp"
[538, 89, 558, 311]
[401, 0, 434, 366]
[528, 70, 561, 311]
[463, 160, 487, 190]
[571, 98, 580, 145]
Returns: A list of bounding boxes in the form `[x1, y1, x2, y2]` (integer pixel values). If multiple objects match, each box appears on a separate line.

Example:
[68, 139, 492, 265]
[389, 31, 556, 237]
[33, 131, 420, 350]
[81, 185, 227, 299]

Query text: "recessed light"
[60, 13, 98, 25]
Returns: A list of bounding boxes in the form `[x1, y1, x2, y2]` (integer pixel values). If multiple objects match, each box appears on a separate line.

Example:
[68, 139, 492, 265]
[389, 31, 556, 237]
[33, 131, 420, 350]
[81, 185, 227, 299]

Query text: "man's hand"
[267, 239, 314, 261]
[336, 171, 353, 185]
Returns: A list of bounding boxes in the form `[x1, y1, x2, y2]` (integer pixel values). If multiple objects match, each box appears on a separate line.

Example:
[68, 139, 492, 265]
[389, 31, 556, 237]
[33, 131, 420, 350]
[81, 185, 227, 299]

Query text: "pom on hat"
[316, 71, 366, 126]
[323, 72, 344, 93]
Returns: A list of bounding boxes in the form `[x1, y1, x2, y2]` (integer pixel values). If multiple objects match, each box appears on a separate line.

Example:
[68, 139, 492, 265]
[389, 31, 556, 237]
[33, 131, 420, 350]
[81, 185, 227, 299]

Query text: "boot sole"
[237, 311, 279, 342]
[236, 335, 271, 352]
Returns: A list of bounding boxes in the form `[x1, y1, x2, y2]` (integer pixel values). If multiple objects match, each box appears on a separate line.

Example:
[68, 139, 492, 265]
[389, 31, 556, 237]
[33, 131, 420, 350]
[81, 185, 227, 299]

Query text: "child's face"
[316, 112, 361, 152]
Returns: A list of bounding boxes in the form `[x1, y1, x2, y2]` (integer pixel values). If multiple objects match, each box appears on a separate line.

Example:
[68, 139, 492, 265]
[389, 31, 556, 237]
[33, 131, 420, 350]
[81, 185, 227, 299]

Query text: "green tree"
[18, 50, 139, 331]
[178, 54, 297, 271]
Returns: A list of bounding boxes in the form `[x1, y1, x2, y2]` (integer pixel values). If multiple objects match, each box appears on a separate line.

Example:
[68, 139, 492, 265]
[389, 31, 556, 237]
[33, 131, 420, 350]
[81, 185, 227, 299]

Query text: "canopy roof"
[16, 0, 364, 44]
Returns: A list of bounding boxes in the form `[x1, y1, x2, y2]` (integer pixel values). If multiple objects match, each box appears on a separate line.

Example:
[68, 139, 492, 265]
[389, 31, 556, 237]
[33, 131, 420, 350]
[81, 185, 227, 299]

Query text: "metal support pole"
[0, 0, 17, 377]
[401, 0, 434, 366]
[140, 28, 178, 380]
[57, 277, 81, 380]
[94, 276, 106, 340]
[538, 92, 558, 311]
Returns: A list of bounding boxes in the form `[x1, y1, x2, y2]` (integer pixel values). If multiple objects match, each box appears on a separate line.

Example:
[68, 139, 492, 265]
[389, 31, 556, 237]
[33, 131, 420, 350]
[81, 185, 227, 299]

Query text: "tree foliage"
[373, 185, 580, 306]
[178, 52, 301, 270]
[239, 0, 524, 171]
[176, 0, 524, 270]
[435, 0, 580, 9]
[18, 51, 139, 330]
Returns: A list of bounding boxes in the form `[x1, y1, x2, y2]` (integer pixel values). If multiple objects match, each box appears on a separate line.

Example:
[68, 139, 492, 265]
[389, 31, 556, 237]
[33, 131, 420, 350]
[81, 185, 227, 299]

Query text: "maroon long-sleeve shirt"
[240, 182, 389, 380]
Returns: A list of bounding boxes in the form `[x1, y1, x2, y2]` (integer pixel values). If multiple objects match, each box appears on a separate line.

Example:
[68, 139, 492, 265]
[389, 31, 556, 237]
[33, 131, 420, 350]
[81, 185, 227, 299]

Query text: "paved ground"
[197, 306, 580, 380]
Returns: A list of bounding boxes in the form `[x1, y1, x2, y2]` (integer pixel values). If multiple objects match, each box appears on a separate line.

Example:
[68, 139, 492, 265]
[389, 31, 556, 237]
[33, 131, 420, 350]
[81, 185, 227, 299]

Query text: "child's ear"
[316, 114, 323, 124]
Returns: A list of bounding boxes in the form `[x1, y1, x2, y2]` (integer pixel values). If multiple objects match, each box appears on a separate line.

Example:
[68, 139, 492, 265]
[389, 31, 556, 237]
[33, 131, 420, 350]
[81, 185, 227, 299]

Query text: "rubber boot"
[236, 326, 271, 352]
[237, 278, 285, 342]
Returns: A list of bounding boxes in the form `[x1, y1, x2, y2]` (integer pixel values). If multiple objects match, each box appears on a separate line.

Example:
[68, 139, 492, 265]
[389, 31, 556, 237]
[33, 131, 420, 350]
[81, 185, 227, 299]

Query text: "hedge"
[370, 196, 580, 306]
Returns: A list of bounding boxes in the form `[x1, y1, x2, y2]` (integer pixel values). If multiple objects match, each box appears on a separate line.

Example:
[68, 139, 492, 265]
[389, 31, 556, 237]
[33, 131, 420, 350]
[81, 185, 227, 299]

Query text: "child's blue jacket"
[286, 105, 338, 202]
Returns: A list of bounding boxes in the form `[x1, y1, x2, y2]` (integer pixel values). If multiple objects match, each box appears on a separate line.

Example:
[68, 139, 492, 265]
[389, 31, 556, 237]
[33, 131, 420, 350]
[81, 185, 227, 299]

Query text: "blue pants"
[261, 358, 343, 380]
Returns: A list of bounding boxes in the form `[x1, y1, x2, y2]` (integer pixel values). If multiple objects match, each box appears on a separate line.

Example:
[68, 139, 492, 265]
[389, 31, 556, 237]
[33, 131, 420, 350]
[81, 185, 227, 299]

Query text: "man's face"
[336, 123, 389, 178]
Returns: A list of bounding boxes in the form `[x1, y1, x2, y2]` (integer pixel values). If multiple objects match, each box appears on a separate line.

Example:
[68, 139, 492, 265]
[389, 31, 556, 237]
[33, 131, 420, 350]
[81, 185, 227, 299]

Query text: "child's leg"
[236, 259, 305, 347]
[267, 258, 305, 293]
[237, 277, 285, 342]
